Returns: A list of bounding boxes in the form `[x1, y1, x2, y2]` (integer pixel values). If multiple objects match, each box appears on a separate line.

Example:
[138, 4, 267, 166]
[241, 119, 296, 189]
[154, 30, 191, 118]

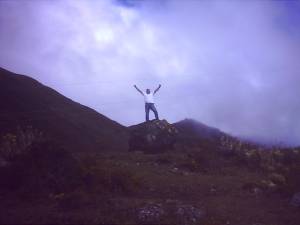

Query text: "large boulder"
[128, 120, 178, 153]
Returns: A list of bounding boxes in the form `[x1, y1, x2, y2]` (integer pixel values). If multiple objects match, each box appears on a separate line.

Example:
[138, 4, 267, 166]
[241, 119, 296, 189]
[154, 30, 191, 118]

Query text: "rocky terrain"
[0, 68, 299, 225]
[129, 119, 178, 153]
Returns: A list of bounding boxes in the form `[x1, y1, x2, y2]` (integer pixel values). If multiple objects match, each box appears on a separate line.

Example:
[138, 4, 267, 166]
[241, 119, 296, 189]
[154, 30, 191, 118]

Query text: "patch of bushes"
[0, 126, 43, 161]
[0, 140, 83, 195]
[283, 163, 300, 195]
[54, 189, 90, 210]
[179, 148, 228, 173]
[80, 156, 144, 195]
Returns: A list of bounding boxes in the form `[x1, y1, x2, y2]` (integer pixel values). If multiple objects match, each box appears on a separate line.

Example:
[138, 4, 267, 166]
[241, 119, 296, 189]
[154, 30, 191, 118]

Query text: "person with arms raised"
[134, 84, 161, 122]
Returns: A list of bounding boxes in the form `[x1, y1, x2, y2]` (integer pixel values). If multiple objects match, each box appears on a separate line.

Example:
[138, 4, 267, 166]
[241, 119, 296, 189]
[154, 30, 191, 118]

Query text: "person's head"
[146, 89, 151, 94]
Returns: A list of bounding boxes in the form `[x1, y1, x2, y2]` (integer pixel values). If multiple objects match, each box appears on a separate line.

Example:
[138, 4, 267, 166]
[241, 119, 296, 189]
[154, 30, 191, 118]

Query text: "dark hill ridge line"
[173, 118, 225, 140]
[0, 67, 128, 152]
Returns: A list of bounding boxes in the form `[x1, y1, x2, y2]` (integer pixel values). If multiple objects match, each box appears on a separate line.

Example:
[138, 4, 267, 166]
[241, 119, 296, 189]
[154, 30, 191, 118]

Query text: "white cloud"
[0, 0, 300, 145]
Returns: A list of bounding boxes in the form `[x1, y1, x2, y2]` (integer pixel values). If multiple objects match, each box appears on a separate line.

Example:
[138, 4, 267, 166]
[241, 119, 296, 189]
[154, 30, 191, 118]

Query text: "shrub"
[0, 126, 43, 161]
[80, 158, 143, 195]
[56, 189, 89, 210]
[0, 140, 83, 194]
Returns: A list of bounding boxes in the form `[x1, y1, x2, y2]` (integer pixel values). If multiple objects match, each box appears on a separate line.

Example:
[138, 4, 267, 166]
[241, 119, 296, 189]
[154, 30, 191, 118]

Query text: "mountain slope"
[172, 118, 240, 151]
[173, 119, 232, 141]
[0, 67, 128, 152]
[173, 118, 224, 140]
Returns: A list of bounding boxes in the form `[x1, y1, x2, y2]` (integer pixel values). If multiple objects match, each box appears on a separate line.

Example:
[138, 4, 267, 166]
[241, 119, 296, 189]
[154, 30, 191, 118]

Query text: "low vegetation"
[0, 128, 299, 225]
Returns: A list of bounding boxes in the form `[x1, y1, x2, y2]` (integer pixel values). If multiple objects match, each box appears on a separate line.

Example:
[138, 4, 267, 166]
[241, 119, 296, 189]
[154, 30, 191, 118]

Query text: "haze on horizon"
[0, 0, 300, 146]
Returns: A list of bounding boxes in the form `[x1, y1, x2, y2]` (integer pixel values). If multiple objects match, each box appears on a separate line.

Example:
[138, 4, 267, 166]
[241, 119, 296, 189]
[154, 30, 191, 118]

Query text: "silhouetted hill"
[0, 67, 128, 152]
[173, 118, 224, 140]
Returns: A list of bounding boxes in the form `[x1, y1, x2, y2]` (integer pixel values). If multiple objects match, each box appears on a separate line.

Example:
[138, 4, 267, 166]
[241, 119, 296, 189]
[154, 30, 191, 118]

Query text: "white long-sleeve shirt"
[143, 92, 155, 103]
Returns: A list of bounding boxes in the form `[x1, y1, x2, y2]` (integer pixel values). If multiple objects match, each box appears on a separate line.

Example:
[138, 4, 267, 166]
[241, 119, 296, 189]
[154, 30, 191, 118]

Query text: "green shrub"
[81, 158, 143, 195]
[56, 189, 89, 210]
[0, 126, 43, 161]
[0, 140, 83, 194]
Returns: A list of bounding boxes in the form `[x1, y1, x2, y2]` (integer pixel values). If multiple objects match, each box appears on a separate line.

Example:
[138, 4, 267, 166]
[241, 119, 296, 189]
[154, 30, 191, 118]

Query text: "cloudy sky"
[0, 0, 300, 145]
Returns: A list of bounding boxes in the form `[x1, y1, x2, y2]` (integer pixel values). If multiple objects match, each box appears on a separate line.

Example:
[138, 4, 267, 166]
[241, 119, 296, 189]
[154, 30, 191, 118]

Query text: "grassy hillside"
[0, 137, 299, 225]
[0, 67, 128, 152]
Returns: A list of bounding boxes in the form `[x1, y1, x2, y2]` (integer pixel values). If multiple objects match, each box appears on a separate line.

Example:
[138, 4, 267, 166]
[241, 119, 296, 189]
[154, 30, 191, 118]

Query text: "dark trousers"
[145, 103, 159, 121]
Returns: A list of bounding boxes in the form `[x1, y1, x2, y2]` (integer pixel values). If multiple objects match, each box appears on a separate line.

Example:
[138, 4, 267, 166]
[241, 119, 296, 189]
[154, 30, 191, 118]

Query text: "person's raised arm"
[154, 84, 162, 94]
[134, 85, 143, 95]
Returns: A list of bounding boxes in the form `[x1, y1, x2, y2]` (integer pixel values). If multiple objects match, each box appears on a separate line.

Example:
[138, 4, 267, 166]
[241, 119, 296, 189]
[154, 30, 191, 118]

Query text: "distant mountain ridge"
[0, 67, 128, 152]
[173, 118, 225, 140]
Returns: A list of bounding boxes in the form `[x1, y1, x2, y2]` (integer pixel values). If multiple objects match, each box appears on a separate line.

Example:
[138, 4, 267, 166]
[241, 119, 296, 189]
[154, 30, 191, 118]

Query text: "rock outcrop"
[128, 120, 178, 153]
